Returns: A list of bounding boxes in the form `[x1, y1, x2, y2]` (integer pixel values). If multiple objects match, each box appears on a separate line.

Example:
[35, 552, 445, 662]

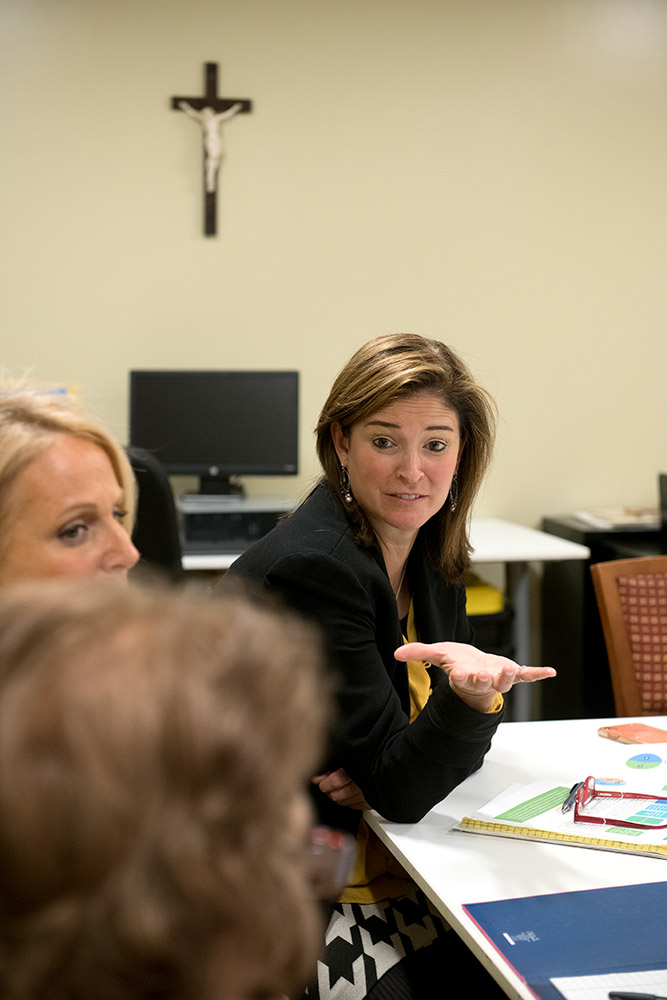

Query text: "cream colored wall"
[3, 0, 667, 526]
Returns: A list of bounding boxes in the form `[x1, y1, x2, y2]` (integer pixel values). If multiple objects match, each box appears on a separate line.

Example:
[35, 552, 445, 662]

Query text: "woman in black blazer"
[224, 333, 555, 1000]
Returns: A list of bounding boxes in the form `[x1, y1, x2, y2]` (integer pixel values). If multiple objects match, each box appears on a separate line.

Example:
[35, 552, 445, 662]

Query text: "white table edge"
[182, 518, 591, 572]
[365, 715, 667, 1000]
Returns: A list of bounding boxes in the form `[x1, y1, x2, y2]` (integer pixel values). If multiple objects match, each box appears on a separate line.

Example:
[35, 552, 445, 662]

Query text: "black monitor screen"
[129, 370, 298, 493]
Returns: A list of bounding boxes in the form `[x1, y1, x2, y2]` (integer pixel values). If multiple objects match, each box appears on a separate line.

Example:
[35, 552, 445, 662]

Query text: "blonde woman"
[0, 391, 138, 583]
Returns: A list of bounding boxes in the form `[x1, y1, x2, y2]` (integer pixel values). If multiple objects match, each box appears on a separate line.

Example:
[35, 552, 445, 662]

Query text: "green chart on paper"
[496, 786, 569, 823]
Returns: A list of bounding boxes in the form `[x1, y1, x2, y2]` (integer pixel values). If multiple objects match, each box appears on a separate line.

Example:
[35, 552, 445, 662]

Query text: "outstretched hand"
[395, 641, 556, 713]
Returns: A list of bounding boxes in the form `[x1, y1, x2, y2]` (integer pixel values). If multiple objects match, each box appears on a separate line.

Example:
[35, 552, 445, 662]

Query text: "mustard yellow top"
[339, 600, 503, 904]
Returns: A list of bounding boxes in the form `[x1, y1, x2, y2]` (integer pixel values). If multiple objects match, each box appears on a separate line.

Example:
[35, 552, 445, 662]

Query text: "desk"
[366, 715, 667, 1000]
[183, 518, 589, 721]
[469, 520, 589, 719]
[182, 552, 238, 573]
[542, 515, 666, 718]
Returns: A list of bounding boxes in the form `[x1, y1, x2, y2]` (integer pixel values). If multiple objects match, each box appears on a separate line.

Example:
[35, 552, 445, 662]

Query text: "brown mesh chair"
[591, 556, 667, 716]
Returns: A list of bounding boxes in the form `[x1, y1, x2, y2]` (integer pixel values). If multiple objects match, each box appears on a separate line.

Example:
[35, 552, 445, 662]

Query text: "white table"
[469, 519, 589, 719]
[181, 552, 238, 572]
[183, 518, 588, 720]
[366, 715, 667, 1000]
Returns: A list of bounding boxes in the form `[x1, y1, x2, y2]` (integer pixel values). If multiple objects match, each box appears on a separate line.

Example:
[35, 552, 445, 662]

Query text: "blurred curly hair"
[0, 578, 327, 1000]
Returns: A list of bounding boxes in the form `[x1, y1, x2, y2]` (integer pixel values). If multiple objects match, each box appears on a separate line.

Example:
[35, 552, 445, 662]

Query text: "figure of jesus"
[178, 100, 243, 193]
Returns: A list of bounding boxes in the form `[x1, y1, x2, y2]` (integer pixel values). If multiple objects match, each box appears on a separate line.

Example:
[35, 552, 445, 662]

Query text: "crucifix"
[171, 63, 252, 236]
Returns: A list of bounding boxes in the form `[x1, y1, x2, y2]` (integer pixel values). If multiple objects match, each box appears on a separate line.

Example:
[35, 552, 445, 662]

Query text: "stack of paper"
[457, 778, 667, 859]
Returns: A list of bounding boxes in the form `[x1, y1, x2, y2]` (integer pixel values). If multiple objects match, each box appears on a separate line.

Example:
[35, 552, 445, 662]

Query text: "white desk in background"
[182, 517, 589, 721]
[468, 520, 589, 719]
[366, 715, 667, 1000]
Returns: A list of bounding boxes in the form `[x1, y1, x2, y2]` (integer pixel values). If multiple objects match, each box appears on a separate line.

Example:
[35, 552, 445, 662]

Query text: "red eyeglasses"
[573, 775, 667, 830]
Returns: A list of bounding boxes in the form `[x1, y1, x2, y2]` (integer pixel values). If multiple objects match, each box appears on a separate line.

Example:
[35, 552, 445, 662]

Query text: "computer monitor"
[129, 370, 299, 495]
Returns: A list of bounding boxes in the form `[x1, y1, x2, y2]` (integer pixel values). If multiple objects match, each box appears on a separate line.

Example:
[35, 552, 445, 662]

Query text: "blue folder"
[464, 881, 667, 1000]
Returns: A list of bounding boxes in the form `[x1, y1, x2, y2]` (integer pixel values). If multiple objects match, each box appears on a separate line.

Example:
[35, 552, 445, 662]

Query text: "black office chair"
[126, 446, 183, 583]
[660, 473, 667, 548]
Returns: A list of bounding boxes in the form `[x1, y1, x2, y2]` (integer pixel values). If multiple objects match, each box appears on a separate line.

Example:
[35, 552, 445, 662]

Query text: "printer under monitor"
[178, 495, 294, 554]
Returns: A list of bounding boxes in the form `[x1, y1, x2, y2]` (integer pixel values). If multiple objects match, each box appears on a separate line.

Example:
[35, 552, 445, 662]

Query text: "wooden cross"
[172, 63, 252, 236]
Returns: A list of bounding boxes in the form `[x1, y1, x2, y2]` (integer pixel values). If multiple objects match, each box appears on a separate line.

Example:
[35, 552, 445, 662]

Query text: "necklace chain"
[393, 561, 408, 600]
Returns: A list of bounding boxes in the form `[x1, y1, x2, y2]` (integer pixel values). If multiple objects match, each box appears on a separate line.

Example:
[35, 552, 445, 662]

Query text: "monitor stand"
[199, 473, 245, 498]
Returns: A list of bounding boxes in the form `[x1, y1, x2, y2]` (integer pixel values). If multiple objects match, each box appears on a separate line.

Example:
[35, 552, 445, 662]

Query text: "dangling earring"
[339, 465, 354, 504]
[449, 473, 459, 512]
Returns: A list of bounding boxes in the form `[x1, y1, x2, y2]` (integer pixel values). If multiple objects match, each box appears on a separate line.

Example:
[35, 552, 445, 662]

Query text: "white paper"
[552, 966, 667, 1000]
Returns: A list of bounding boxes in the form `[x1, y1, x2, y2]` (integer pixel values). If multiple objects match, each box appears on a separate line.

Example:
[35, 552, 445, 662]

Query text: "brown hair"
[0, 578, 327, 1000]
[316, 333, 496, 581]
[0, 391, 136, 544]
